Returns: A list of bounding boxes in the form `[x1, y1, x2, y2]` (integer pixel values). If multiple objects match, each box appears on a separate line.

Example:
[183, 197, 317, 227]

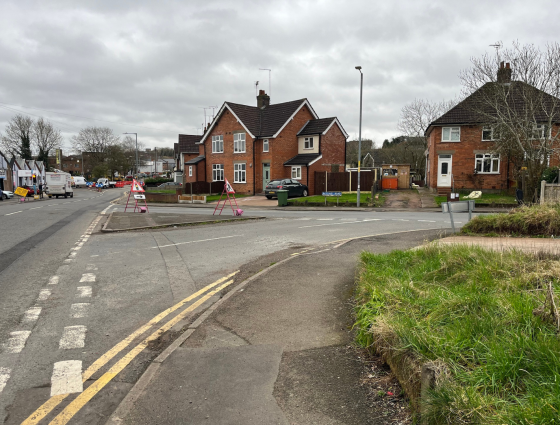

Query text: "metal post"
[355, 66, 363, 207]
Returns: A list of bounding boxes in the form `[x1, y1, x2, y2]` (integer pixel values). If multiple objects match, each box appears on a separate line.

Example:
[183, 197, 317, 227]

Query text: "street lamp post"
[355, 66, 363, 207]
[123, 133, 138, 178]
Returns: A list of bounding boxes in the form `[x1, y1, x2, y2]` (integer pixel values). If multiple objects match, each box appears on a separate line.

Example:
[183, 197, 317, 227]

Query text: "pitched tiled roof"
[283, 153, 322, 166]
[429, 81, 560, 130]
[297, 118, 336, 136]
[178, 135, 201, 153]
[226, 99, 308, 137]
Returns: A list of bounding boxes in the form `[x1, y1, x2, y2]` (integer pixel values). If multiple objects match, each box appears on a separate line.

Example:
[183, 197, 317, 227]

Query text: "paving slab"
[436, 235, 560, 254]
[102, 212, 260, 232]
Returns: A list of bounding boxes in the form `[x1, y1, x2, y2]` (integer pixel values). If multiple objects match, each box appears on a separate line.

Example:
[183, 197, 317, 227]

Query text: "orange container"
[381, 177, 398, 190]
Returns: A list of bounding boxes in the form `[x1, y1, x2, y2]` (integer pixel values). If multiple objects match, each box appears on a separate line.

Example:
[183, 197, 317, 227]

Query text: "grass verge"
[354, 244, 560, 424]
[462, 203, 560, 237]
[287, 192, 385, 207]
[434, 191, 517, 207]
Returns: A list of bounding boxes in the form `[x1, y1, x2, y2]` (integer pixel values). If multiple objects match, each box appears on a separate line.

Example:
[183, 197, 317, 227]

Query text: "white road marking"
[30, 207, 42, 210]
[70, 303, 90, 318]
[299, 220, 377, 229]
[0, 367, 10, 394]
[50, 360, 83, 396]
[79, 273, 96, 283]
[48, 276, 59, 285]
[72, 246, 82, 251]
[37, 289, 51, 301]
[5, 331, 31, 353]
[86, 264, 98, 271]
[68, 251, 77, 258]
[22, 307, 42, 324]
[101, 205, 113, 214]
[90, 255, 99, 257]
[317, 218, 334, 221]
[444, 221, 463, 224]
[64, 259, 74, 263]
[153, 235, 242, 249]
[392, 219, 410, 221]
[5, 211, 22, 216]
[340, 218, 358, 221]
[76, 286, 92, 298]
[418, 220, 437, 222]
[59, 326, 87, 349]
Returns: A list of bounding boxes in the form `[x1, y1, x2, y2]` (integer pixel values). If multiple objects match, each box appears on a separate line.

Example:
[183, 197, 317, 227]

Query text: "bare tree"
[397, 99, 457, 139]
[71, 127, 120, 170]
[460, 41, 560, 202]
[33, 118, 62, 169]
[1, 114, 34, 159]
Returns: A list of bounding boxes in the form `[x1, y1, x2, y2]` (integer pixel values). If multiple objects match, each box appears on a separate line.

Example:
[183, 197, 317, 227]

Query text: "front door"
[262, 163, 271, 191]
[437, 155, 452, 187]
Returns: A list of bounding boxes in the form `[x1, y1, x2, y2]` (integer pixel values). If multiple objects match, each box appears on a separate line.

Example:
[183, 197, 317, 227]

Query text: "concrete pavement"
[110, 229, 442, 425]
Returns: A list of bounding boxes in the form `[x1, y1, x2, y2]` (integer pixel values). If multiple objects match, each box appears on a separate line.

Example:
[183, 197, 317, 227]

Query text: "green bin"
[276, 190, 288, 207]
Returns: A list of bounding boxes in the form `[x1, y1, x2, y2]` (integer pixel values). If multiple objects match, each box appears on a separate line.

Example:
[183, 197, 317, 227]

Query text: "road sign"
[134, 194, 146, 200]
[225, 178, 235, 194]
[14, 187, 28, 197]
[131, 179, 145, 193]
[322, 192, 342, 197]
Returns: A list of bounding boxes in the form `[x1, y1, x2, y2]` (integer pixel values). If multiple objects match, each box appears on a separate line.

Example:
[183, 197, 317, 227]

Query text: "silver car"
[1, 190, 14, 199]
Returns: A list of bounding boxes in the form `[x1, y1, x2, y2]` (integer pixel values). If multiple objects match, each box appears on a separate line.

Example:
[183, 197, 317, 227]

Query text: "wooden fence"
[540, 180, 560, 204]
[183, 181, 224, 195]
[314, 171, 376, 195]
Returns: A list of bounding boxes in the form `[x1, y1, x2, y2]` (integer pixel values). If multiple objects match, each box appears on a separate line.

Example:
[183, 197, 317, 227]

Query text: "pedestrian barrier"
[442, 200, 475, 232]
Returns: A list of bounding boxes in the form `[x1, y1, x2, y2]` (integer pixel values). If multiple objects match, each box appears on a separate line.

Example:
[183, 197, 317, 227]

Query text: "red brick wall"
[254, 139, 273, 193]
[306, 123, 347, 195]
[427, 125, 513, 192]
[182, 153, 200, 185]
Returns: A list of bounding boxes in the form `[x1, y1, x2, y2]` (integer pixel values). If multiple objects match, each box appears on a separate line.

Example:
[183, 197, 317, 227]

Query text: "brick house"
[174, 135, 201, 182]
[426, 63, 560, 194]
[188, 90, 347, 195]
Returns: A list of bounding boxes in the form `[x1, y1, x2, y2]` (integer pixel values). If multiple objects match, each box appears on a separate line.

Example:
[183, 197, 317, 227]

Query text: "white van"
[72, 176, 87, 188]
[46, 172, 74, 198]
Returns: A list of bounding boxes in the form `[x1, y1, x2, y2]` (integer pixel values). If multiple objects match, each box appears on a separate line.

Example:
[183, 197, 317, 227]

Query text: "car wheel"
[266, 196, 272, 200]
[64, 193, 68, 198]
[302, 189, 308, 197]
[71, 193, 74, 198]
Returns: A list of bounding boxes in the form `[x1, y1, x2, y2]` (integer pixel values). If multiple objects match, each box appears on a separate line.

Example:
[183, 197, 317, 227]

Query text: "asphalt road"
[0, 193, 467, 424]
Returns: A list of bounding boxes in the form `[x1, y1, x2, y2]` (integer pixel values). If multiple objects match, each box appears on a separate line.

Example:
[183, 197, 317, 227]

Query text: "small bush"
[144, 178, 173, 186]
[462, 203, 560, 237]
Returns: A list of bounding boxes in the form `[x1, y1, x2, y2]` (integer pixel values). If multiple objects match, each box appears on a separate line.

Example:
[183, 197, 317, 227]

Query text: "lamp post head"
[355, 66, 362, 70]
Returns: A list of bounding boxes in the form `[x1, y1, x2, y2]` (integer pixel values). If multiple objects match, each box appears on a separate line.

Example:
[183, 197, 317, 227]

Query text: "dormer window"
[442, 127, 460, 142]
[304, 137, 314, 149]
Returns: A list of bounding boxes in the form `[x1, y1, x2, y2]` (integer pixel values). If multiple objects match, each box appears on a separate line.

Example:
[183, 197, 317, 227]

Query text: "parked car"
[157, 182, 182, 188]
[20, 185, 36, 196]
[265, 179, 308, 199]
[1, 190, 13, 199]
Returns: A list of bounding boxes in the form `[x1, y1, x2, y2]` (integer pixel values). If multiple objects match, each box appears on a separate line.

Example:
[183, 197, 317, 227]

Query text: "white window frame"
[263, 139, 269, 152]
[304, 137, 314, 149]
[482, 127, 496, 141]
[442, 127, 461, 142]
[212, 135, 224, 153]
[475, 153, 500, 174]
[291, 166, 301, 180]
[234, 133, 246, 153]
[212, 164, 224, 181]
[532, 124, 549, 139]
[234, 163, 246, 183]
[189, 166, 192, 177]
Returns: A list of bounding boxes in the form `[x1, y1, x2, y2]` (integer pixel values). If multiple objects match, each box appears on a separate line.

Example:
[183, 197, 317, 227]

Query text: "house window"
[532, 124, 549, 139]
[475, 154, 500, 174]
[291, 166, 301, 180]
[482, 127, 497, 141]
[234, 163, 246, 183]
[304, 137, 314, 149]
[234, 133, 246, 153]
[263, 139, 269, 152]
[442, 127, 460, 142]
[212, 135, 223, 153]
[189, 166, 192, 177]
[212, 164, 224, 181]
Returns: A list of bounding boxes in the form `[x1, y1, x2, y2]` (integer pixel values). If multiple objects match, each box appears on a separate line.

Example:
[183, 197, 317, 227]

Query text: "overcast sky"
[0, 0, 558, 153]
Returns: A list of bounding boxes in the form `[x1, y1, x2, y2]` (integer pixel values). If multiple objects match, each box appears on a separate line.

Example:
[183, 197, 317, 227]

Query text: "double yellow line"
[23, 271, 239, 425]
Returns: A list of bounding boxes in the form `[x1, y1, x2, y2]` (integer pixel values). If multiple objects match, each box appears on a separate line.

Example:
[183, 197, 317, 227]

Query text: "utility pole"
[355, 66, 363, 207]
[123, 133, 138, 178]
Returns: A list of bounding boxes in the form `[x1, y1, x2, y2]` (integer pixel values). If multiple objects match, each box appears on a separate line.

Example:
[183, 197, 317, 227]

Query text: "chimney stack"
[497, 61, 512, 84]
[257, 89, 270, 109]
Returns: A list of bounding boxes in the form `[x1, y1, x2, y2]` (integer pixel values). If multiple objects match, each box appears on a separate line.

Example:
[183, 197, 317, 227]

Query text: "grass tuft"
[462, 203, 560, 237]
[354, 244, 560, 424]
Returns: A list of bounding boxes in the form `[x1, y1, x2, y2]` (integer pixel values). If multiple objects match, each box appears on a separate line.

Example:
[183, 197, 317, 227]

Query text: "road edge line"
[105, 227, 447, 424]
[104, 254, 296, 425]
